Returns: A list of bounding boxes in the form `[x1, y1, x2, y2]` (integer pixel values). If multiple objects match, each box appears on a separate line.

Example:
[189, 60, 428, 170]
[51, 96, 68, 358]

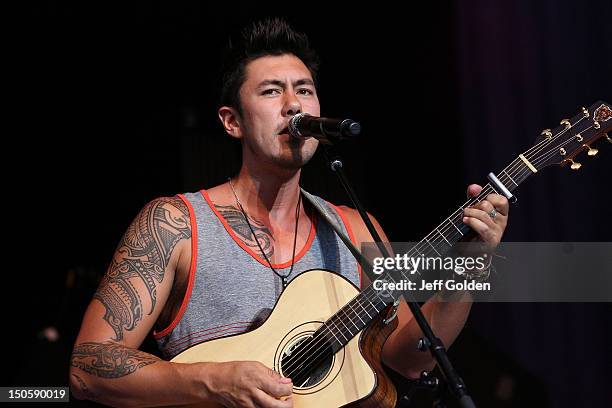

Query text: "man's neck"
[232, 165, 303, 226]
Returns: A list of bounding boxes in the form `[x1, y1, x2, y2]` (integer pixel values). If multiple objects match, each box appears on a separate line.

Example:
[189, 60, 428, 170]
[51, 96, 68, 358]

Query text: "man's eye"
[262, 89, 281, 95]
[298, 89, 314, 96]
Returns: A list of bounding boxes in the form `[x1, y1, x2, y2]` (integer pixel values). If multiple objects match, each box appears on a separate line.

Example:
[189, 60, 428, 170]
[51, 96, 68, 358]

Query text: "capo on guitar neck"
[487, 172, 517, 203]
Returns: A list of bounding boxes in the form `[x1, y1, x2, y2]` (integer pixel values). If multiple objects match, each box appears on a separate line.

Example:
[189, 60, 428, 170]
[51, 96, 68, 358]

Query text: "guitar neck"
[317, 156, 535, 351]
[316, 100, 612, 351]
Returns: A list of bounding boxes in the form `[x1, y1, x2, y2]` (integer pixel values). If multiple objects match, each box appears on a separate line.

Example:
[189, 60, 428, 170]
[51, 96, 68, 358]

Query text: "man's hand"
[204, 361, 293, 408]
[463, 184, 509, 251]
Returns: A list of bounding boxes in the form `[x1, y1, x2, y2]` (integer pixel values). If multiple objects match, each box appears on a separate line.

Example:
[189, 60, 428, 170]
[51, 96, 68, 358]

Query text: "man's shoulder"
[301, 191, 353, 217]
[315, 201, 380, 246]
[328, 204, 359, 226]
[142, 196, 193, 263]
[131, 196, 192, 240]
[144, 195, 190, 215]
[304, 194, 358, 226]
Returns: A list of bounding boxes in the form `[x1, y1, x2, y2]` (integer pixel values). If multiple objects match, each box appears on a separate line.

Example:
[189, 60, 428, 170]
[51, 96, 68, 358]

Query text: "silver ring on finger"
[488, 208, 498, 219]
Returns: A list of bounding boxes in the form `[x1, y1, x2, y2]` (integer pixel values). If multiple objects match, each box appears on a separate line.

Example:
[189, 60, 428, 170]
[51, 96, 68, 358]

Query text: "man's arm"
[340, 184, 508, 379]
[69, 196, 208, 406]
[70, 196, 294, 408]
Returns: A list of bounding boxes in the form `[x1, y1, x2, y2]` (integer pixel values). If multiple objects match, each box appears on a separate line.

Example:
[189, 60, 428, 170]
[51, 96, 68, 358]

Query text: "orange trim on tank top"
[153, 194, 198, 340]
[326, 202, 363, 289]
[200, 189, 317, 269]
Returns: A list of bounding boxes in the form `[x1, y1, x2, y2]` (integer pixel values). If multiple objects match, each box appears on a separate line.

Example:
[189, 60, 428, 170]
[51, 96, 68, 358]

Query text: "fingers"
[466, 183, 509, 215]
[466, 184, 483, 198]
[467, 197, 494, 220]
[466, 193, 509, 218]
[260, 380, 293, 400]
[254, 388, 293, 408]
[257, 369, 293, 400]
[463, 192, 509, 247]
[485, 194, 509, 216]
[211, 361, 294, 408]
[462, 208, 497, 242]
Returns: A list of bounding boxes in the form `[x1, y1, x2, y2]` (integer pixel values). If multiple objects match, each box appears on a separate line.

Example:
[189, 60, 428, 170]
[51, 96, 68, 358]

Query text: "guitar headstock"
[527, 101, 611, 171]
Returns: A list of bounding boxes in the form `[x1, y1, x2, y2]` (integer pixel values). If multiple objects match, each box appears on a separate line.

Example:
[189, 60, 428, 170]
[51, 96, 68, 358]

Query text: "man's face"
[236, 54, 320, 170]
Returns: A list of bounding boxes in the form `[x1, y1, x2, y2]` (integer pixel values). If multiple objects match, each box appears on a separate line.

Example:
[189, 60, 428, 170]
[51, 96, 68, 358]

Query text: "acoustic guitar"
[172, 101, 611, 407]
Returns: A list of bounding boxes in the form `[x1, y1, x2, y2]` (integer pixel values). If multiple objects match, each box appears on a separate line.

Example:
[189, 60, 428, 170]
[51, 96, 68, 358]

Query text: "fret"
[321, 157, 537, 350]
[356, 299, 373, 319]
[449, 219, 464, 236]
[355, 295, 375, 320]
[394, 267, 410, 281]
[311, 103, 607, 356]
[412, 243, 430, 260]
[502, 169, 518, 187]
[365, 288, 389, 313]
[370, 288, 389, 305]
[425, 238, 441, 256]
[330, 315, 352, 341]
[335, 309, 357, 335]
[345, 304, 365, 328]
[323, 323, 342, 345]
[435, 227, 452, 245]
[365, 295, 381, 313]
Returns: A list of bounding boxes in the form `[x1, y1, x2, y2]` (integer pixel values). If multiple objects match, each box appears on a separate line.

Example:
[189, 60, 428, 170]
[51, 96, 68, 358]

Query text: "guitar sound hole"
[280, 334, 334, 389]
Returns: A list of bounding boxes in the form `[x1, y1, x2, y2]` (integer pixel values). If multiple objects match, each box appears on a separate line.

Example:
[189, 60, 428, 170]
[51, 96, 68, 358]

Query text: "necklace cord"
[228, 178, 301, 289]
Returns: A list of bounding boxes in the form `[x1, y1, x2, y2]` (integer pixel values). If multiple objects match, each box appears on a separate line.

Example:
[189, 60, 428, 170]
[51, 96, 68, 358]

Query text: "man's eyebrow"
[257, 79, 285, 88]
[294, 78, 315, 87]
[256, 78, 315, 88]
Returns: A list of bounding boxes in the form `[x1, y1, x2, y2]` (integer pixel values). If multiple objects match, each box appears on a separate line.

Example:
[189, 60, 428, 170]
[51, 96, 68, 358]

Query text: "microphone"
[288, 113, 361, 143]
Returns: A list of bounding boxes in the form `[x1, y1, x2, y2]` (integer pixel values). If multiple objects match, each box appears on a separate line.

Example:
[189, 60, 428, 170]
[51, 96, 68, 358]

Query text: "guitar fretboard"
[316, 156, 534, 351]
[282, 100, 610, 384]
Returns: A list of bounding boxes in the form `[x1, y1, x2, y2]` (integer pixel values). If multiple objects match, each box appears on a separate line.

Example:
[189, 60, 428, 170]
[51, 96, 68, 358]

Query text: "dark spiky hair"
[220, 18, 320, 113]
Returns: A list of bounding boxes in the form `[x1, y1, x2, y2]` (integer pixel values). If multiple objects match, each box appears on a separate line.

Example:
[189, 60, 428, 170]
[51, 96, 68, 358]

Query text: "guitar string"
[282, 170, 541, 380]
[283, 118, 604, 380]
[283, 155, 554, 379]
[284, 114, 605, 379]
[284, 158, 546, 379]
[283, 119, 601, 380]
[282, 182, 508, 379]
[529, 123, 602, 168]
[283, 158, 537, 378]
[283, 116, 604, 381]
[281, 113, 600, 379]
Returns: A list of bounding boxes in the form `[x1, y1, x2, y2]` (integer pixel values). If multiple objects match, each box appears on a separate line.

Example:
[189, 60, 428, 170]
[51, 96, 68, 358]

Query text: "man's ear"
[218, 106, 243, 139]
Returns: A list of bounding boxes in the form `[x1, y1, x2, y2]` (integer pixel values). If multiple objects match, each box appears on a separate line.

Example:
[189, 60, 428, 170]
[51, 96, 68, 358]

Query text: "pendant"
[282, 277, 288, 289]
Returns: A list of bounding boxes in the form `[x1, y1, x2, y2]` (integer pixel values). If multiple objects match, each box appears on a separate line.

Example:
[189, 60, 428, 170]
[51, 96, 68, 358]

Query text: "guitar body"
[171, 269, 398, 407]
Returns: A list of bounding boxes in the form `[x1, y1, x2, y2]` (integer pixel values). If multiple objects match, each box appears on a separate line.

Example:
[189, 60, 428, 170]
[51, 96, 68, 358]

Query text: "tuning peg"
[541, 128, 552, 139]
[566, 159, 582, 170]
[582, 107, 590, 118]
[584, 145, 598, 156]
[606, 133, 611, 143]
[560, 119, 572, 129]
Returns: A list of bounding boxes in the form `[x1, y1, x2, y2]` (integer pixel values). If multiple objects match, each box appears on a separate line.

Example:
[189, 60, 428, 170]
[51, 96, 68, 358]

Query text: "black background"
[9, 1, 611, 407]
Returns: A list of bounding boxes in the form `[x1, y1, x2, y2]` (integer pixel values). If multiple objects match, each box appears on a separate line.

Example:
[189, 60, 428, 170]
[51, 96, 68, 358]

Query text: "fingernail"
[463, 217, 468, 223]
[281, 377, 292, 383]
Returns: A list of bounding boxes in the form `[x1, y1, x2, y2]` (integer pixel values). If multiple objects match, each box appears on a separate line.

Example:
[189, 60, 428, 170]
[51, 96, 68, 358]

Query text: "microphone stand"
[321, 144, 477, 408]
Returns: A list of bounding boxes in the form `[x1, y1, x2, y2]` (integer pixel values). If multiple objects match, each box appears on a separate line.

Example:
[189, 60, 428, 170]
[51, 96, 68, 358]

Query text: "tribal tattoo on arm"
[71, 341, 160, 378]
[94, 197, 191, 341]
[215, 204, 275, 259]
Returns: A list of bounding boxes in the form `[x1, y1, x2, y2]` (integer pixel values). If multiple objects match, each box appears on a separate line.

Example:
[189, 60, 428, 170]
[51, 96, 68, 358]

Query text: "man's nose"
[282, 92, 302, 116]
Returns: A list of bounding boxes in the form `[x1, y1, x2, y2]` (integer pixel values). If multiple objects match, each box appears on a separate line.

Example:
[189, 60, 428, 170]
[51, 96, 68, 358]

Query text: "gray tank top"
[154, 189, 361, 359]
